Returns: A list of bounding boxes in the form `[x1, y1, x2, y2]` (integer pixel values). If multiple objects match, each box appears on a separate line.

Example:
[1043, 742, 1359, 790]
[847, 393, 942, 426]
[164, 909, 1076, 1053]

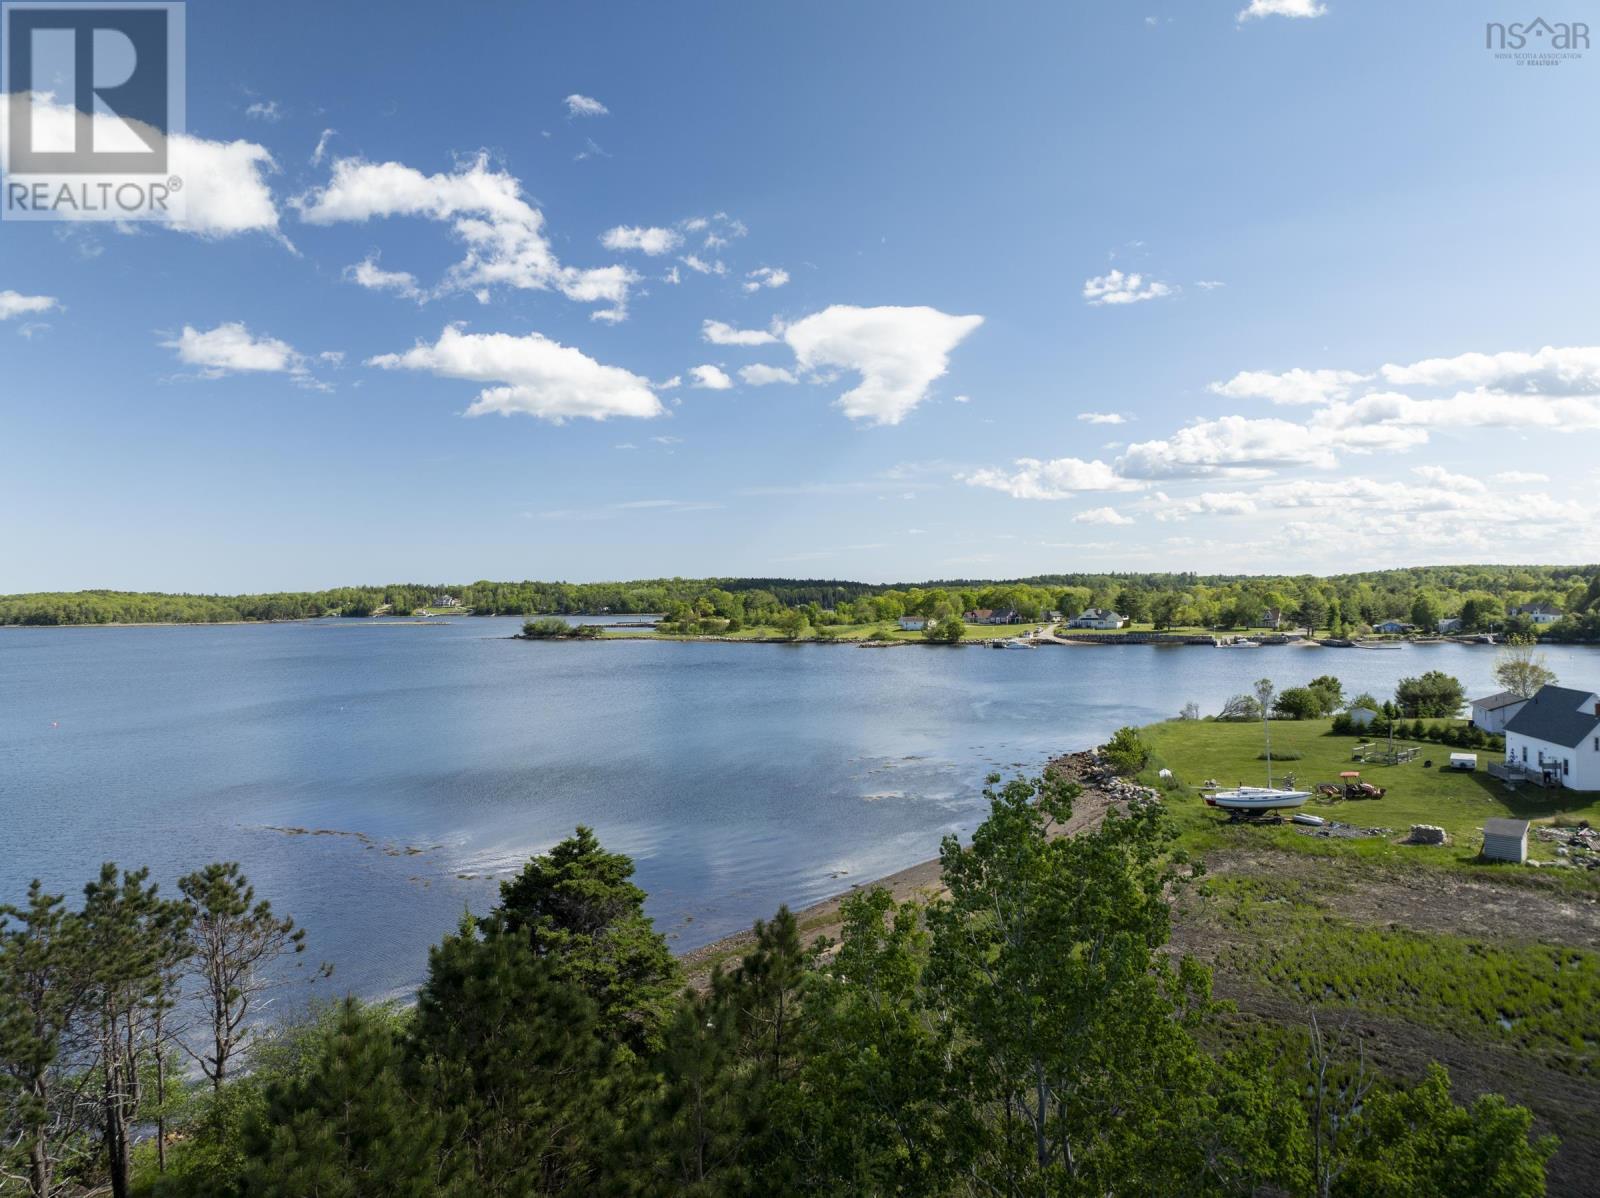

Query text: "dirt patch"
[1173, 846, 1600, 1196]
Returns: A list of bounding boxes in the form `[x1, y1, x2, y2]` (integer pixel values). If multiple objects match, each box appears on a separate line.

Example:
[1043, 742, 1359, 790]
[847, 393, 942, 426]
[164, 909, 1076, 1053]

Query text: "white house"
[1470, 690, 1530, 735]
[1437, 617, 1463, 634]
[1347, 705, 1379, 729]
[1503, 684, 1600, 791]
[1511, 602, 1563, 626]
[898, 615, 930, 632]
[1066, 608, 1127, 630]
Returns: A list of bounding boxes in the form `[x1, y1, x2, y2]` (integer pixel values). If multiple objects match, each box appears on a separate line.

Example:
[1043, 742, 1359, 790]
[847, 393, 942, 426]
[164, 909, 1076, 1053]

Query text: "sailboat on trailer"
[1202, 679, 1311, 813]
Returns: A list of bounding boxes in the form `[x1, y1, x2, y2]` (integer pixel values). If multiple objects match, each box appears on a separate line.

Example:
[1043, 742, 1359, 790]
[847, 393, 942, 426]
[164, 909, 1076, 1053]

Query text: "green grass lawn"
[1140, 717, 1600, 870]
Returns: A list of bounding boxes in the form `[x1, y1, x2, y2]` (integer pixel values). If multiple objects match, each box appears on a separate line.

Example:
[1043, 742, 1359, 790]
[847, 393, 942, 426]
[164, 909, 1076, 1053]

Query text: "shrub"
[521, 617, 572, 639]
[1102, 726, 1150, 776]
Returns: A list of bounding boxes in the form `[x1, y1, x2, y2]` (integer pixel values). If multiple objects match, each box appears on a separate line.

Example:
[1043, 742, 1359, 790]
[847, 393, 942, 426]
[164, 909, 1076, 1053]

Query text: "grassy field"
[1140, 716, 1600, 870]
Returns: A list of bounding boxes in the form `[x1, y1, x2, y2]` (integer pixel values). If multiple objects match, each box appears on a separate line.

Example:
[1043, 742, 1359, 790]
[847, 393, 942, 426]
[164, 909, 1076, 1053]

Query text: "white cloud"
[739, 363, 797, 386]
[702, 319, 777, 346]
[1379, 345, 1600, 394]
[1238, 0, 1327, 20]
[0, 94, 283, 241]
[743, 266, 789, 292]
[1082, 269, 1172, 306]
[1077, 411, 1126, 425]
[658, 375, 682, 390]
[952, 394, 971, 404]
[346, 255, 422, 301]
[689, 364, 734, 390]
[0, 290, 57, 320]
[311, 128, 336, 166]
[1117, 415, 1340, 479]
[1411, 465, 1485, 493]
[681, 254, 727, 276]
[564, 94, 609, 117]
[297, 154, 637, 319]
[962, 457, 1140, 499]
[1073, 506, 1134, 526]
[601, 225, 683, 255]
[1196, 280, 1225, 290]
[783, 304, 984, 425]
[1492, 470, 1549, 484]
[368, 326, 663, 423]
[1209, 367, 1369, 406]
[245, 100, 282, 122]
[162, 321, 324, 386]
[1314, 389, 1600, 435]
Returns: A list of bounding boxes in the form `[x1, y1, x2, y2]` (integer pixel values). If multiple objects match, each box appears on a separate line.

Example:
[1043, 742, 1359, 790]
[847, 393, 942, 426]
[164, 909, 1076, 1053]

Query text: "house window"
[1521, 746, 1527, 762]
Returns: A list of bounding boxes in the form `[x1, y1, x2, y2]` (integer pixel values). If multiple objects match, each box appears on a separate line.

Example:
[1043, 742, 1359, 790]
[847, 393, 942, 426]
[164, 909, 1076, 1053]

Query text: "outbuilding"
[1481, 818, 1529, 863]
[1470, 690, 1530, 734]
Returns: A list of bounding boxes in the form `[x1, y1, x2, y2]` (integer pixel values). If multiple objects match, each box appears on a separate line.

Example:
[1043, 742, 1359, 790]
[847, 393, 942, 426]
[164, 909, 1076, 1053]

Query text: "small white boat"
[1203, 786, 1312, 812]
[1292, 813, 1325, 826]
[1000, 638, 1036, 649]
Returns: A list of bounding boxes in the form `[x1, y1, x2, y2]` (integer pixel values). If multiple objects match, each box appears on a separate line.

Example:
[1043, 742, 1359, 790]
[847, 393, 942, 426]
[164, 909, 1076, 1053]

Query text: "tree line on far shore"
[3, 780, 1555, 1197]
[6, 565, 1600, 643]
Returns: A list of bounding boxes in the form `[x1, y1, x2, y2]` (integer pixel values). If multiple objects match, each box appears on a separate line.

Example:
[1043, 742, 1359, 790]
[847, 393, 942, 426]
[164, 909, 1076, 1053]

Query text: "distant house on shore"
[1511, 602, 1563, 626]
[1503, 684, 1600, 791]
[1437, 617, 1463, 634]
[898, 615, 931, 632]
[1481, 818, 1529, 864]
[961, 608, 1019, 625]
[1470, 690, 1529, 734]
[1066, 608, 1127, 630]
[1373, 619, 1413, 635]
[1260, 607, 1284, 630]
[432, 594, 462, 608]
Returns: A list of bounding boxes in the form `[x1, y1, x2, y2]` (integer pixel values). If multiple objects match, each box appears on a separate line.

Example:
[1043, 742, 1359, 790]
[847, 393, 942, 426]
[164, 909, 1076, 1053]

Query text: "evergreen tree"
[237, 998, 462, 1198]
[413, 915, 613, 1196]
[496, 828, 680, 1059]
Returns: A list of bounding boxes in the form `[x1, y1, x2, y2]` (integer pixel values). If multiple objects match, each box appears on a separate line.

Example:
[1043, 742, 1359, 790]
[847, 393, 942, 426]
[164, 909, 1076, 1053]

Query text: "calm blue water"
[4, 620, 1596, 1001]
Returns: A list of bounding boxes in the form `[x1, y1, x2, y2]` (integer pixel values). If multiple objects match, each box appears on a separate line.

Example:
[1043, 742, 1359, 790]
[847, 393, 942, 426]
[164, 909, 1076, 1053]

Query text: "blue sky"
[3, 0, 1598, 592]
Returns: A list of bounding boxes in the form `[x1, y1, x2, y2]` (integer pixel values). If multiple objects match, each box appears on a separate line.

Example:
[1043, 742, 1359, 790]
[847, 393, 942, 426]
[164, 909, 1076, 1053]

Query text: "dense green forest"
[5, 565, 1600, 641]
[1, 776, 1555, 1197]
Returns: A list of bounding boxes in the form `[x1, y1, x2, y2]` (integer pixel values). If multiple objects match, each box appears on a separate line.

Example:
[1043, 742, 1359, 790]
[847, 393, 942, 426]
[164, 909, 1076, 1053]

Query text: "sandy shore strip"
[678, 749, 1152, 987]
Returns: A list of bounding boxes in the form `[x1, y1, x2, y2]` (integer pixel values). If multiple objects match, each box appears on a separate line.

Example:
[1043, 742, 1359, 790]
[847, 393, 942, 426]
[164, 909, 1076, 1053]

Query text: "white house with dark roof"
[1511, 602, 1563, 626]
[1066, 608, 1126, 630]
[1502, 684, 1600, 791]
[1470, 690, 1530, 735]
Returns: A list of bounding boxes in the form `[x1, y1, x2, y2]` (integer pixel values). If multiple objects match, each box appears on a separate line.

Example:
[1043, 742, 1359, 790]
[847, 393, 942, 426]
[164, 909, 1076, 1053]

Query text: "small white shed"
[1481, 818, 1529, 864]
[1447, 752, 1477, 772]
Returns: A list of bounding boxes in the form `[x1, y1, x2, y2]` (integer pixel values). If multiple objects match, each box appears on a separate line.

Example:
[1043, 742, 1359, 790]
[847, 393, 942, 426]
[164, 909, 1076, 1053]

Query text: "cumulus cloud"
[1118, 415, 1341, 479]
[346, 255, 422, 300]
[743, 266, 789, 292]
[564, 94, 609, 117]
[368, 325, 663, 423]
[602, 225, 682, 255]
[1411, 465, 1485, 493]
[681, 254, 727, 276]
[702, 319, 777, 346]
[1077, 411, 1127, 425]
[245, 100, 281, 122]
[297, 154, 636, 319]
[689, 364, 734, 390]
[0, 290, 57, 320]
[1493, 470, 1549, 484]
[1209, 367, 1369, 406]
[162, 321, 326, 387]
[1082, 270, 1171, 306]
[739, 363, 797, 386]
[1073, 506, 1134, 526]
[1380, 345, 1600, 394]
[1238, 0, 1326, 19]
[783, 304, 984, 425]
[962, 457, 1140, 499]
[311, 128, 336, 166]
[0, 93, 284, 241]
